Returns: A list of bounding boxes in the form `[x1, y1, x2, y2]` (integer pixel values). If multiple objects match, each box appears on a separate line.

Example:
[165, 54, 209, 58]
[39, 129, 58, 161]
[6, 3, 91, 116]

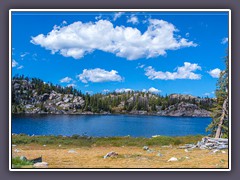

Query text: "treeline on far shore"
[12, 75, 215, 114]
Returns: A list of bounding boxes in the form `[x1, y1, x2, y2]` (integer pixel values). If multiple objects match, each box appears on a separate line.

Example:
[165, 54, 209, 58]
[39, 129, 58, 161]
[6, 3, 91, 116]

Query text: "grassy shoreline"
[12, 134, 204, 147]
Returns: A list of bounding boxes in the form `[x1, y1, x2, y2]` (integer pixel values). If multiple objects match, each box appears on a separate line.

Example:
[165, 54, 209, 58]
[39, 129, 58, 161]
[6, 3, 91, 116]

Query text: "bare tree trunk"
[215, 98, 228, 138]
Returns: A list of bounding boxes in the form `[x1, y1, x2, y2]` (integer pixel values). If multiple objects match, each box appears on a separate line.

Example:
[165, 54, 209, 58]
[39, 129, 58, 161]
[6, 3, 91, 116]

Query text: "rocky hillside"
[156, 102, 210, 117]
[12, 76, 214, 117]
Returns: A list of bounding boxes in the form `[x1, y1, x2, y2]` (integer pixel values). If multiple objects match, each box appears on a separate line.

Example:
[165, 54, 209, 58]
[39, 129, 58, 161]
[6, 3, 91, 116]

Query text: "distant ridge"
[12, 76, 214, 117]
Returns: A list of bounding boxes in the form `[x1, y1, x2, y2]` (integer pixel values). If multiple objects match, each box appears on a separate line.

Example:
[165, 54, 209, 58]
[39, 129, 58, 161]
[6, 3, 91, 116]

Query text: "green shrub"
[12, 157, 33, 168]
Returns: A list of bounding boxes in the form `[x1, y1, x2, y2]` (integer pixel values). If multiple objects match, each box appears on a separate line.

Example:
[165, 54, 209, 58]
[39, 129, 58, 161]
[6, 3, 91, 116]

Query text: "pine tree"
[207, 50, 229, 138]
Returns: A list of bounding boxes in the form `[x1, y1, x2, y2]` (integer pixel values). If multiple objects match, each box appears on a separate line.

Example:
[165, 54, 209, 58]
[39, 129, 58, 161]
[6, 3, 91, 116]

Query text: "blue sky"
[11, 11, 229, 97]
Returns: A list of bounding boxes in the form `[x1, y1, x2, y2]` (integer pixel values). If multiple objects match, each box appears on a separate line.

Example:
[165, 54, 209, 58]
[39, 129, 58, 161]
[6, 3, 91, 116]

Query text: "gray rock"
[212, 149, 220, 154]
[157, 102, 211, 117]
[205, 143, 214, 147]
[194, 137, 228, 150]
[68, 149, 76, 153]
[130, 110, 148, 115]
[14, 149, 21, 153]
[156, 153, 163, 157]
[59, 103, 71, 110]
[56, 101, 62, 106]
[162, 145, 172, 148]
[103, 151, 118, 159]
[64, 98, 71, 103]
[147, 149, 154, 153]
[33, 162, 48, 168]
[25, 104, 34, 109]
[216, 145, 228, 150]
[143, 146, 149, 150]
[20, 156, 27, 161]
[167, 157, 178, 162]
[13, 83, 20, 90]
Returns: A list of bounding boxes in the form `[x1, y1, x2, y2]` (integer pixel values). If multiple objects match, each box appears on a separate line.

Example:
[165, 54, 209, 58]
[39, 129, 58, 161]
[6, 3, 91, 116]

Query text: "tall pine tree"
[207, 50, 229, 138]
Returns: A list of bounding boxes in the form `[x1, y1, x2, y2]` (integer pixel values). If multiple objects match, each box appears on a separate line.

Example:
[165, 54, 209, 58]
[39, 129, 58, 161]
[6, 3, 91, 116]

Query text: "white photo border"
[9, 9, 231, 171]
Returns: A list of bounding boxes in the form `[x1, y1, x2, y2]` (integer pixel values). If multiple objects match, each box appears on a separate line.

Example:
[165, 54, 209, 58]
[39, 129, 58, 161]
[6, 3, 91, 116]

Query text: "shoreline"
[12, 112, 211, 118]
[12, 133, 206, 138]
[11, 134, 205, 147]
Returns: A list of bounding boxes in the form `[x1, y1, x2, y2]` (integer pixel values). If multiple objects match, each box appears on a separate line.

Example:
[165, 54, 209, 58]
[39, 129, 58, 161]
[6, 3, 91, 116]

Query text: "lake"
[12, 114, 211, 137]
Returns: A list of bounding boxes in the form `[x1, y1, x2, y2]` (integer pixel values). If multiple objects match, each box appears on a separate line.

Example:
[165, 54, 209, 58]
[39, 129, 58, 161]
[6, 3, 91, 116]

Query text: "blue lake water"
[12, 114, 212, 137]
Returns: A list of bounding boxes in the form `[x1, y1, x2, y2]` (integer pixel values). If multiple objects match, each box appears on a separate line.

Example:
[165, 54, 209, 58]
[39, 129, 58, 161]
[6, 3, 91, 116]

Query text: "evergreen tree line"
[12, 75, 214, 114]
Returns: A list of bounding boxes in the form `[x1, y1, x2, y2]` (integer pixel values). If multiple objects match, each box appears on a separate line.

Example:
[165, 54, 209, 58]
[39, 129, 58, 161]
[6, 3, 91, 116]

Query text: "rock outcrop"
[12, 79, 85, 114]
[178, 137, 228, 150]
[156, 102, 211, 117]
[12, 78, 213, 117]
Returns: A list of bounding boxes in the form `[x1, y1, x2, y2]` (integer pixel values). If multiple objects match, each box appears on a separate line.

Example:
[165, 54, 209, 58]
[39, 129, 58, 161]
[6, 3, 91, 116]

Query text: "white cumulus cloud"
[115, 88, 133, 93]
[208, 68, 221, 78]
[145, 62, 202, 80]
[103, 89, 110, 93]
[17, 65, 24, 70]
[20, 52, 29, 58]
[142, 87, 161, 93]
[77, 68, 123, 83]
[60, 77, 73, 83]
[12, 59, 18, 67]
[62, 20, 67, 25]
[221, 37, 228, 44]
[31, 19, 197, 60]
[127, 15, 139, 24]
[136, 63, 145, 69]
[113, 12, 124, 21]
[148, 87, 161, 93]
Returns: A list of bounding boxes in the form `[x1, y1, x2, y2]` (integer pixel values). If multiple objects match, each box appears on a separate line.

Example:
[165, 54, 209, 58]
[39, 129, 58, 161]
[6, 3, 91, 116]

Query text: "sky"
[11, 11, 229, 97]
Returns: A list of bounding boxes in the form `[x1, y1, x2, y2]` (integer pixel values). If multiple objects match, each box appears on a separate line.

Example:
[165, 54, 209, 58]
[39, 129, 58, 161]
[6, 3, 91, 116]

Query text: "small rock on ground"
[162, 145, 172, 148]
[147, 149, 154, 153]
[68, 149, 76, 153]
[104, 151, 118, 159]
[20, 156, 27, 161]
[143, 146, 149, 150]
[212, 149, 220, 154]
[14, 149, 21, 153]
[156, 153, 163, 157]
[33, 162, 48, 168]
[167, 157, 178, 162]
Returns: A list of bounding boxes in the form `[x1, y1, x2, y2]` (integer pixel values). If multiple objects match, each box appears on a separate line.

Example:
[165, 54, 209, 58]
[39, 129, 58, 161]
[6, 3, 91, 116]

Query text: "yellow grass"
[12, 144, 228, 169]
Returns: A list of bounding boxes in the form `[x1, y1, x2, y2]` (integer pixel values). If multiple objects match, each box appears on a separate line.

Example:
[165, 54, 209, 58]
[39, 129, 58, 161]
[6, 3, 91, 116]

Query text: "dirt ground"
[12, 144, 228, 169]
